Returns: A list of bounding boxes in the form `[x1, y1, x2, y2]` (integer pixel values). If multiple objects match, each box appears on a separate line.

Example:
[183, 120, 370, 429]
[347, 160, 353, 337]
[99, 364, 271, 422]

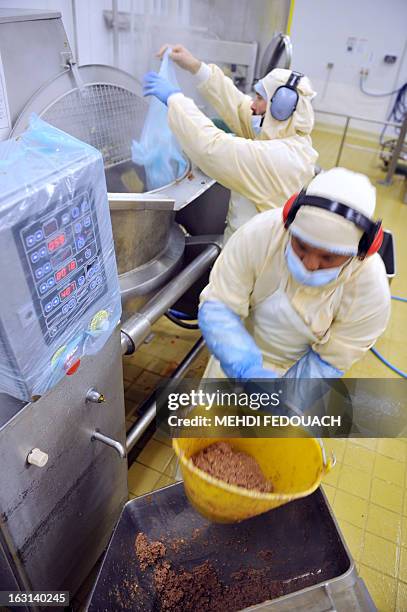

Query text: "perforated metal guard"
[42, 84, 148, 169]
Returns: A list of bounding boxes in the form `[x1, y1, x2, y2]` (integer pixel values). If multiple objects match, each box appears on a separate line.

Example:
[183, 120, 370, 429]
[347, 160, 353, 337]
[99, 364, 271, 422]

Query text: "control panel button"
[35, 268, 44, 279]
[43, 262, 52, 274]
[68, 298, 76, 310]
[78, 275, 86, 287]
[35, 230, 43, 242]
[62, 303, 70, 315]
[52, 296, 60, 307]
[39, 246, 47, 258]
[31, 252, 39, 263]
[84, 216, 91, 228]
[45, 302, 52, 313]
[71, 207, 80, 219]
[26, 235, 35, 248]
[82, 200, 90, 214]
[51, 345, 67, 367]
[39, 282, 48, 294]
[77, 237, 85, 249]
[66, 359, 81, 376]
[47, 277, 55, 288]
[90, 310, 109, 332]
[27, 448, 49, 468]
[74, 222, 82, 234]
[61, 213, 70, 225]
[85, 248, 92, 259]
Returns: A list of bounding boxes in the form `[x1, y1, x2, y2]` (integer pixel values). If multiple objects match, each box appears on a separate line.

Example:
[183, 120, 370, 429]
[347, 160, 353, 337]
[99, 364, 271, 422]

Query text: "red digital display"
[59, 281, 76, 301]
[55, 259, 77, 283]
[47, 233, 65, 253]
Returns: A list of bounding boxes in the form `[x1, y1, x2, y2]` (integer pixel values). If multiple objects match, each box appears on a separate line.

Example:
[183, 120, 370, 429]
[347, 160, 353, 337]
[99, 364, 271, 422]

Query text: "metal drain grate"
[42, 83, 148, 168]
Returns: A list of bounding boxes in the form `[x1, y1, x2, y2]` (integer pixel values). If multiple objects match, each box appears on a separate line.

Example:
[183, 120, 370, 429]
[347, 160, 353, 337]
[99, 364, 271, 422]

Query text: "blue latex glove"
[198, 301, 277, 380]
[284, 349, 343, 379]
[281, 349, 343, 418]
[143, 71, 181, 105]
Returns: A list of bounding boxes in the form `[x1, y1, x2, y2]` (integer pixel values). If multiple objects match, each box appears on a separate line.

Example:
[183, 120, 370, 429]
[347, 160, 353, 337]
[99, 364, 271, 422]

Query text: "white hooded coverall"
[200, 208, 391, 378]
[167, 65, 318, 240]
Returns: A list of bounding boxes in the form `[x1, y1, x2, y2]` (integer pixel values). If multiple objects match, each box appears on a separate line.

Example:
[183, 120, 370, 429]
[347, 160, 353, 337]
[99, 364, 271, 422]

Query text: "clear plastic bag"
[132, 50, 187, 191]
[0, 115, 122, 401]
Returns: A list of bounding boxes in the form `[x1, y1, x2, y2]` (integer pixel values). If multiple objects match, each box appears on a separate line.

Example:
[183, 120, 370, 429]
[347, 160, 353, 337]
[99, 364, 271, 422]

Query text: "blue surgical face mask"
[285, 241, 344, 287]
[251, 114, 263, 134]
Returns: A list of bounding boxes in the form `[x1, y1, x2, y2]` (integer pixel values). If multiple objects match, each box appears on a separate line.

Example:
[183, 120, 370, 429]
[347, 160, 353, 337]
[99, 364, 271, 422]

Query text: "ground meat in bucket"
[191, 442, 273, 493]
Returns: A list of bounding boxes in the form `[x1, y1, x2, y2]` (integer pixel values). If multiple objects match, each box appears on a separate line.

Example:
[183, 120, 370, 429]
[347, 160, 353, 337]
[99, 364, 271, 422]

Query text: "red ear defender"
[282, 193, 299, 226]
[366, 223, 384, 256]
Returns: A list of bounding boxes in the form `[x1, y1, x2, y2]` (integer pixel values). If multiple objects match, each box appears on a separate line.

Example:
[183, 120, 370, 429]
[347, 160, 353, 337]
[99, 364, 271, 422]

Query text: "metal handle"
[91, 431, 126, 459]
[281, 34, 293, 69]
[121, 243, 220, 355]
[126, 337, 206, 452]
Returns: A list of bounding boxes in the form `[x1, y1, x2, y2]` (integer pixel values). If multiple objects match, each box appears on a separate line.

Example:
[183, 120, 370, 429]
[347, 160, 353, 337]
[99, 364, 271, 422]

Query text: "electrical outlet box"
[384, 55, 397, 64]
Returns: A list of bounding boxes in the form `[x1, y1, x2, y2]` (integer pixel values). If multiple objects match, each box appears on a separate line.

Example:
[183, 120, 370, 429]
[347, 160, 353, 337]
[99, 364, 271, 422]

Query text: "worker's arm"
[157, 44, 252, 137]
[199, 216, 278, 379]
[194, 63, 253, 137]
[167, 93, 288, 210]
[312, 256, 391, 372]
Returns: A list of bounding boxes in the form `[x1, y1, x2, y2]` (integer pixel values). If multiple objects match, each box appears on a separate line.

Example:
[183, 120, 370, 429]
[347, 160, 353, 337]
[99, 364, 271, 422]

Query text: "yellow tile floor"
[122, 128, 407, 611]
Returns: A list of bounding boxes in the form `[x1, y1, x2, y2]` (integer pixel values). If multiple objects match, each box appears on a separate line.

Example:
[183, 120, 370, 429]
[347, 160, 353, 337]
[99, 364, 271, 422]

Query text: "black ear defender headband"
[270, 71, 304, 121]
[282, 190, 383, 258]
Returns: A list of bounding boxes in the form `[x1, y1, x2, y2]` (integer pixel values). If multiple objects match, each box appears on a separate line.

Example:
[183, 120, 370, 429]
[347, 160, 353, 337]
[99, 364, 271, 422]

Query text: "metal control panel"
[16, 190, 107, 345]
[0, 142, 121, 401]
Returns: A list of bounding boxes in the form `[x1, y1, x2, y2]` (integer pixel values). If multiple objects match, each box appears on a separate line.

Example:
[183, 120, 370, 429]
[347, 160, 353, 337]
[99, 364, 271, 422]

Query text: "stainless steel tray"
[86, 483, 376, 611]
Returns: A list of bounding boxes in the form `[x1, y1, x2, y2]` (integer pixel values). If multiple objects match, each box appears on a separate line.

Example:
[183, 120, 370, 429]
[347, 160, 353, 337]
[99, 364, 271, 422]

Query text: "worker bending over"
[198, 168, 390, 379]
[143, 44, 318, 241]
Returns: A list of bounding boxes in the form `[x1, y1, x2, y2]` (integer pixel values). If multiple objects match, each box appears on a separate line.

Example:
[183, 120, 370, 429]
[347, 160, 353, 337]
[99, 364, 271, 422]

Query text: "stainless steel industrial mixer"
[0, 8, 225, 599]
[6, 9, 229, 309]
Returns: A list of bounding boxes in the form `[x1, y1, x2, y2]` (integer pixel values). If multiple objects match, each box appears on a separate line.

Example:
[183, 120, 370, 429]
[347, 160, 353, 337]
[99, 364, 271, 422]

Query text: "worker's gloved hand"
[284, 349, 343, 379]
[199, 300, 271, 380]
[143, 72, 181, 105]
[157, 44, 201, 74]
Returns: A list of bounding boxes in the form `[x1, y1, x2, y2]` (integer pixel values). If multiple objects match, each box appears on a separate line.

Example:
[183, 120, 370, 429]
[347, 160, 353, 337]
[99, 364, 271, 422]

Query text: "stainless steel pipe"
[120, 244, 219, 355]
[126, 337, 206, 452]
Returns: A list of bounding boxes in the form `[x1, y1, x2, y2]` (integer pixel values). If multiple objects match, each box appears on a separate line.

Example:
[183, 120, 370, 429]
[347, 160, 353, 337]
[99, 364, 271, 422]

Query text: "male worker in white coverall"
[197, 167, 390, 380]
[143, 45, 318, 241]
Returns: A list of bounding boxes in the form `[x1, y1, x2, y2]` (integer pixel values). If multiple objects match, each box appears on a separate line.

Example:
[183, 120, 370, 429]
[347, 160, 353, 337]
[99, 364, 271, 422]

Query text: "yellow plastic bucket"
[173, 436, 335, 523]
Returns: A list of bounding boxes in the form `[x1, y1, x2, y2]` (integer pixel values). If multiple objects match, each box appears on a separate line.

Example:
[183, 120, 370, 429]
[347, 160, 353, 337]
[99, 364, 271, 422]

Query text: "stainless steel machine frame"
[0, 8, 224, 598]
[0, 238, 220, 598]
[0, 328, 128, 598]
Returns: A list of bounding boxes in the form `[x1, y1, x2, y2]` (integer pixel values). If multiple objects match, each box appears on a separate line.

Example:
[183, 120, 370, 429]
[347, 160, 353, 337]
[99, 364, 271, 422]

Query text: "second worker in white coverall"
[197, 168, 391, 380]
[143, 45, 318, 241]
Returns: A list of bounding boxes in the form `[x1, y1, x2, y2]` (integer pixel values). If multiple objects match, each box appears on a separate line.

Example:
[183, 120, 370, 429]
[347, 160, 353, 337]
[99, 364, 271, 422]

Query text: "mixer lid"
[257, 33, 292, 79]
[11, 64, 148, 169]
